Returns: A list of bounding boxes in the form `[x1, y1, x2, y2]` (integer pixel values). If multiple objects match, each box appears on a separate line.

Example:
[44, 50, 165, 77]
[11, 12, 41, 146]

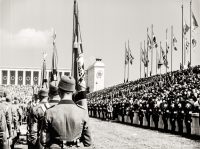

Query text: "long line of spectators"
[88, 65, 200, 114]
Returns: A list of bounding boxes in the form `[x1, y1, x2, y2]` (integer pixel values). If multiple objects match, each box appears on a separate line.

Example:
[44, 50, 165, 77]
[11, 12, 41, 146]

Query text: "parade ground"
[15, 118, 200, 149]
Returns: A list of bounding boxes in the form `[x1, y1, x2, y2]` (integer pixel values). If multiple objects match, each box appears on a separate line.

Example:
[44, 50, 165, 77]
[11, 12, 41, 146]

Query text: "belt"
[53, 139, 80, 148]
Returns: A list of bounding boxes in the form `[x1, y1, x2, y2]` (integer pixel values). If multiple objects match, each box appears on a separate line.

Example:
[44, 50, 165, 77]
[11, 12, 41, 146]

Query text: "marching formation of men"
[88, 65, 200, 135]
[0, 75, 92, 149]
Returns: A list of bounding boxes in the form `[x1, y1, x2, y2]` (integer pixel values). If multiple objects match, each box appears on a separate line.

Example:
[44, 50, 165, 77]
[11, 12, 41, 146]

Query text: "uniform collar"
[59, 100, 75, 105]
[49, 100, 59, 103]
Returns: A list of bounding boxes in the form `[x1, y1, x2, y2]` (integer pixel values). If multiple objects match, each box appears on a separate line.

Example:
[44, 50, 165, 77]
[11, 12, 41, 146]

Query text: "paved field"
[15, 118, 200, 149]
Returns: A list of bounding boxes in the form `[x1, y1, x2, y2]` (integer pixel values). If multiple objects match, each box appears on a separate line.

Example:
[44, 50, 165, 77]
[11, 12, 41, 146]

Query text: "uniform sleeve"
[28, 107, 38, 145]
[81, 113, 92, 147]
[40, 111, 51, 147]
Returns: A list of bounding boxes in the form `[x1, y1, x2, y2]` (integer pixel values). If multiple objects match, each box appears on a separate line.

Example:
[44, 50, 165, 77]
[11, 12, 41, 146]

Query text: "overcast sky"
[0, 0, 200, 87]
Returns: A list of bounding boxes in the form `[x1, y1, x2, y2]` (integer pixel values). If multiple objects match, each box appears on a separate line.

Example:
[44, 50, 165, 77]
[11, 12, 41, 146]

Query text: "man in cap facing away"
[40, 76, 92, 148]
[28, 88, 49, 149]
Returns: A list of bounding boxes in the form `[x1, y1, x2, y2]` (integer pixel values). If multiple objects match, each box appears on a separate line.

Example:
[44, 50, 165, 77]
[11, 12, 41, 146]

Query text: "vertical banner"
[2, 70, 7, 85]
[25, 71, 31, 85]
[49, 72, 51, 81]
[18, 71, 23, 85]
[64, 72, 70, 76]
[33, 71, 39, 85]
[10, 71, 15, 85]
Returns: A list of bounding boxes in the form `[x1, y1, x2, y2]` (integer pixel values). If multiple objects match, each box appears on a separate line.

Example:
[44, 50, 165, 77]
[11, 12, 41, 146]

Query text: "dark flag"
[25, 71, 31, 85]
[2, 70, 7, 85]
[33, 71, 39, 85]
[50, 29, 58, 81]
[18, 71, 23, 85]
[10, 71, 15, 85]
[41, 53, 48, 88]
[72, 0, 86, 92]
[72, 0, 87, 109]
[64, 72, 70, 76]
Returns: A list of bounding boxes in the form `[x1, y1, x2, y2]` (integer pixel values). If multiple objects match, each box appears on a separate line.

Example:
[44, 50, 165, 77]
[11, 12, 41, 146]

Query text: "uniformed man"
[177, 101, 184, 134]
[3, 95, 14, 149]
[184, 100, 193, 135]
[28, 88, 49, 149]
[10, 99, 21, 149]
[40, 76, 92, 148]
[161, 100, 170, 132]
[152, 102, 160, 130]
[106, 102, 113, 121]
[169, 102, 177, 133]
[48, 81, 60, 108]
[0, 88, 10, 149]
[138, 103, 144, 126]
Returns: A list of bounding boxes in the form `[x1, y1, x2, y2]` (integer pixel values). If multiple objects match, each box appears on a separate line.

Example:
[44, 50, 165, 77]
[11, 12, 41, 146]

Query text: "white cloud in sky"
[0, 28, 52, 51]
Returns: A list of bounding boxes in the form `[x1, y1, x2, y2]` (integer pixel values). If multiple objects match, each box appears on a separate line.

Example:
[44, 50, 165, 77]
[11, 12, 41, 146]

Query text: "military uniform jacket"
[40, 99, 92, 147]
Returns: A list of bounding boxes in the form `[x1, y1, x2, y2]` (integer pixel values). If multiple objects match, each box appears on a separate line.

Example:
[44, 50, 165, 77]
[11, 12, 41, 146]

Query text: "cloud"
[0, 28, 53, 52]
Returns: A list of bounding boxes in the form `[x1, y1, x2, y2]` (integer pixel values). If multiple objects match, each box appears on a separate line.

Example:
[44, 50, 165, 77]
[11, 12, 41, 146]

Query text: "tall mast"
[166, 28, 168, 74]
[151, 24, 153, 76]
[144, 40, 146, 78]
[127, 40, 130, 82]
[140, 42, 142, 78]
[124, 42, 127, 82]
[171, 25, 173, 72]
[181, 1, 184, 67]
[190, 0, 192, 65]
[147, 28, 149, 77]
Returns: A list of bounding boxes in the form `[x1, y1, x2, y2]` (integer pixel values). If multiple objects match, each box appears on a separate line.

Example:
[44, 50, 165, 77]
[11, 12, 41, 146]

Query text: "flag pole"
[190, 0, 192, 65]
[124, 42, 126, 83]
[151, 24, 153, 76]
[160, 41, 161, 75]
[181, 1, 184, 67]
[127, 40, 130, 82]
[147, 28, 149, 77]
[144, 40, 146, 78]
[156, 45, 158, 75]
[171, 25, 173, 72]
[140, 42, 142, 78]
[166, 28, 168, 74]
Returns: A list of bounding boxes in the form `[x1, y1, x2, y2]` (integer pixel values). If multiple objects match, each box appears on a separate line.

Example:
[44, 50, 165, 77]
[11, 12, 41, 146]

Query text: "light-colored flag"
[192, 12, 199, 31]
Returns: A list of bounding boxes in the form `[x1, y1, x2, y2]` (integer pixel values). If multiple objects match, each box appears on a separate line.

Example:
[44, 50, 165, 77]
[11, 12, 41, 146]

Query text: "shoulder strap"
[40, 104, 46, 113]
[44, 103, 50, 109]
[40, 103, 51, 112]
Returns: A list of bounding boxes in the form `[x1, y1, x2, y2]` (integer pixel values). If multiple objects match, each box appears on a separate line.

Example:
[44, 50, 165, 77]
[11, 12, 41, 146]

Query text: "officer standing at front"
[40, 76, 92, 148]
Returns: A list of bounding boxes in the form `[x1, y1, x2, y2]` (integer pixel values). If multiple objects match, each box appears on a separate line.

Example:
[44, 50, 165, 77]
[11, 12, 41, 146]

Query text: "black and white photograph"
[0, 0, 200, 148]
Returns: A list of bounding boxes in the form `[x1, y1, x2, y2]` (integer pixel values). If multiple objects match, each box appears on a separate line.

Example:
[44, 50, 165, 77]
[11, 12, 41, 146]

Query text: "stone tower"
[86, 58, 105, 92]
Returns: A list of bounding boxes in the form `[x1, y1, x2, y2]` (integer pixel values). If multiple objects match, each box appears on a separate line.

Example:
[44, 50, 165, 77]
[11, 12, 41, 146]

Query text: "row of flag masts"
[39, 0, 86, 91]
[40, 29, 58, 89]
[124, 40, 134, 83]
[124, 0, 199, 81]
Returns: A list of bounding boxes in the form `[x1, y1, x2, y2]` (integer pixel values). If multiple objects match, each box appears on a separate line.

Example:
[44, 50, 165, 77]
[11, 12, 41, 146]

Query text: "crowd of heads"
[0, 85, 35, 104]
[87, 65, 200, 112]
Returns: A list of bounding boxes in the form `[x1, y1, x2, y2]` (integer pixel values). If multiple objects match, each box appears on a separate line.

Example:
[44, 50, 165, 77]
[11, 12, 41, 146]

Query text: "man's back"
[42, 100, 91, 147]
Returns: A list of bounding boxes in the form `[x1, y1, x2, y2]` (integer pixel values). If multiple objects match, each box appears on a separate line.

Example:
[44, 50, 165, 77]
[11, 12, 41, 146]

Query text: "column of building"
[7, 70, 10, 85]
[15, 70, 18, 85]
[0, 69, 2, 85]
[23, 71, 26, 85]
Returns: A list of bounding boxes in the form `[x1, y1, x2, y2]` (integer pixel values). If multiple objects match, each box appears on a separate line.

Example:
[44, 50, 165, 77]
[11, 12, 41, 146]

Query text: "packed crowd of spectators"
[87, 65, 200, 113]
[0, 85, 36, 104]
